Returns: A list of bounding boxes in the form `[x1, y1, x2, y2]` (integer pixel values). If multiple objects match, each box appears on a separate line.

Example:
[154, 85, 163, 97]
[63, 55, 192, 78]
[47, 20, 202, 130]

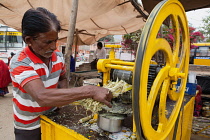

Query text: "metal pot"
[97, 113, 125, 132]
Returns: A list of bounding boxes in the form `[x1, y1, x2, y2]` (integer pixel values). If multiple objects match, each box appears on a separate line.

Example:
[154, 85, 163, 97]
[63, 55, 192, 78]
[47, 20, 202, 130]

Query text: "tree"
[199, 10, 210, 42]
[160, 26, 204, 49]
[189, 27, 205, 45]
[122, 26, 204, 51]
[121, 29, 142, 56]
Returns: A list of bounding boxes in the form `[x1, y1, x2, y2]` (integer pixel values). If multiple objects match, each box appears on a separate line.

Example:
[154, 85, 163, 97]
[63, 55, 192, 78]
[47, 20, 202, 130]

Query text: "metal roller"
[111, 69, 133, 85]
[111, 65, 161, 104]
[111, 64, 161, 86]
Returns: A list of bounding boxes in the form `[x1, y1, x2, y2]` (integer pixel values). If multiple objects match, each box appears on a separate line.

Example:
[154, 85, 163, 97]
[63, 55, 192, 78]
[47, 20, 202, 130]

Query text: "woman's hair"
[22, 7, 61, 41]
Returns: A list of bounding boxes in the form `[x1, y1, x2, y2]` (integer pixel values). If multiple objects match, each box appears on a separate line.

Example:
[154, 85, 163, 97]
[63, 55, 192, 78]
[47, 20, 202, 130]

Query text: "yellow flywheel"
[133, 0, 189, 140]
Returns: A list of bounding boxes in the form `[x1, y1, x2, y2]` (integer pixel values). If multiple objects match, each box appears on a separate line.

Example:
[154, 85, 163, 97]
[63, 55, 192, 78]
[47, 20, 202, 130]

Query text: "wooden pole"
[65, 0, 78, 87]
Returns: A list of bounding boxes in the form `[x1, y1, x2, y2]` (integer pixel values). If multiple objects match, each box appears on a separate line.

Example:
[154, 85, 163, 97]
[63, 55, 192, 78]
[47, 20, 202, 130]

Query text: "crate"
[41, 115, 88, 140]
[185, 83, 197, 95]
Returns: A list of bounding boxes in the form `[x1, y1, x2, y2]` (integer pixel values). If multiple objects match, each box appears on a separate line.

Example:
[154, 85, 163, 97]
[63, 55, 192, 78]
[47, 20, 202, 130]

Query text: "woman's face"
[29, 30, 58, 59]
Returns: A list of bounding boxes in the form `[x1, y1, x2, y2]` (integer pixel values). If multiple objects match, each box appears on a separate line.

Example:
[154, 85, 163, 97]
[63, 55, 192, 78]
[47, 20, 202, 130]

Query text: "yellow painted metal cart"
[41, 0, 197, 139]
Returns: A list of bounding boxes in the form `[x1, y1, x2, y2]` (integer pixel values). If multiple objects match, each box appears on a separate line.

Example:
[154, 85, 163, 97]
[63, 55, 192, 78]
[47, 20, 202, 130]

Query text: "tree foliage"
[121, 29, 142, 54]
[98, 35, 114, 42]
[199, 10, 210, 42]
[122, 25, 204, 51]
[159, 25, 204, 49]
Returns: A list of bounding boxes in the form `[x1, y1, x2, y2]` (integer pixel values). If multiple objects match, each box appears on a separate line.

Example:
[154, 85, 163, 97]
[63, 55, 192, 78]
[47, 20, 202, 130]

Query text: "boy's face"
[97, 46, 102, 50]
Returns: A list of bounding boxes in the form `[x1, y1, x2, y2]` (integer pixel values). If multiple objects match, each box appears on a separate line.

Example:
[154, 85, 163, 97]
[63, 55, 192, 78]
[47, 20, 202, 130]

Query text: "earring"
[28, 44, 31, 46]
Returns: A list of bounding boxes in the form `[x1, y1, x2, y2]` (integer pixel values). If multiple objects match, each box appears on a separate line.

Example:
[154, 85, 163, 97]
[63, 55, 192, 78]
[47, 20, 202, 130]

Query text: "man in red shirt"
[9, 7, 112, 140]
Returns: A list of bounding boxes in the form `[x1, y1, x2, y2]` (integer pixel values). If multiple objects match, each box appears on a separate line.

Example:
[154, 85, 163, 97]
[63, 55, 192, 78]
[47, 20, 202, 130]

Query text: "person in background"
[9, 7, 112, 140]
[91, 42, 106, 69]
[76, 52, 79, 61]
[93, 42, 106, 60]
[70, 55, 75, 72]
[7, 52, 16, 65]
[0, 59, 12, 96]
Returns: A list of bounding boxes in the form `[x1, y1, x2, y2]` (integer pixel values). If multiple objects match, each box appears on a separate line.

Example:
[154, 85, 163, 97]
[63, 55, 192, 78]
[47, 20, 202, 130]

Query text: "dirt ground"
[0, 86, 209, 140]
[0, 86, 15, 140]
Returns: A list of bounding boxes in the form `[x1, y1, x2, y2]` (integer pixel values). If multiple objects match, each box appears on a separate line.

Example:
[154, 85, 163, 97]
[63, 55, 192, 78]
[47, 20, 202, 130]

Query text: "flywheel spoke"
[147, 66, 170, 117]
[172, 15, 181, 67]
[178, 48, 186, 71]
[158, 78, 170, 131]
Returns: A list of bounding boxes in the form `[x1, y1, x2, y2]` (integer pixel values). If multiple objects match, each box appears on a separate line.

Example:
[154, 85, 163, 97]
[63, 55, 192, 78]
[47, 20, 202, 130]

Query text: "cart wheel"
[133, 0, 189, 139]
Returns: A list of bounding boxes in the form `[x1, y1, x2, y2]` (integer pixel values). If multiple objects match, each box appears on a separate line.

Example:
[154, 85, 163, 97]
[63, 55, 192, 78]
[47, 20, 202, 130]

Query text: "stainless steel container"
[97, 113, 125, 132]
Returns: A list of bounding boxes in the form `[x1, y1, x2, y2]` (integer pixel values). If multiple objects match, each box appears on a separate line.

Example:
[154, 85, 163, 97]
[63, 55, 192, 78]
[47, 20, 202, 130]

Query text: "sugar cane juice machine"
[97, 0, 195, 139]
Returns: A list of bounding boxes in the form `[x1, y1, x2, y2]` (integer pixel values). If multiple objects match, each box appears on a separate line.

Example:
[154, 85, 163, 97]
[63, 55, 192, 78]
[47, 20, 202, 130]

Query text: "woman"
[0, 59, 11, 96]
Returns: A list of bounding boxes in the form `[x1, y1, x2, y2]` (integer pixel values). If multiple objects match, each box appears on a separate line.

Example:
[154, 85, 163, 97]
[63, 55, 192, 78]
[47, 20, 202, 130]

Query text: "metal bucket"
[97, 113, 125, 132]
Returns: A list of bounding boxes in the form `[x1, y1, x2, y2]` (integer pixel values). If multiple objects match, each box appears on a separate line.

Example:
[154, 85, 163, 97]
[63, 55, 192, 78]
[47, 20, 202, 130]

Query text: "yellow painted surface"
[192, 43, 210, 66]
[41, 115, 88, 140]
[180, 97, 195, 140]
[134, 0, 190, 139]
[105, 64, 134, 71]
[40, 0, 193, 139]
[105, 44, 121, 48]
[97, 44, 135, 85]
[168, 97, 195, 140]
[194, 59, 210, 66]
[0, 31, 22, 36]
[41, 97, 195, 140]
[110, 60, 135, 66]
[192, 43, 210, 46]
